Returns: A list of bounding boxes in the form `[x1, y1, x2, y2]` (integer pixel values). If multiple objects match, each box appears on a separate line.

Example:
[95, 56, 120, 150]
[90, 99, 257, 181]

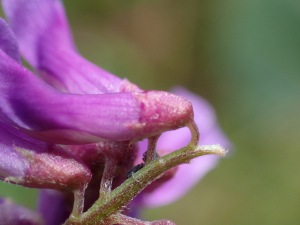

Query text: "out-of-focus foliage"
[1, 0, 300, 224]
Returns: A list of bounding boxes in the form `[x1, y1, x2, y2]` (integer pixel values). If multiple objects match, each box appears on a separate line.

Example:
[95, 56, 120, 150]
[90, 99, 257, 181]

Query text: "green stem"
[65, 144, 225, 225]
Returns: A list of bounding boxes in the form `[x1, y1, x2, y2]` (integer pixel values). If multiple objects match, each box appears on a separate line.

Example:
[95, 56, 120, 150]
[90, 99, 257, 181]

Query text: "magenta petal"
[0, 17, 20, 63]
[1, 0, 126, 94]
[0, 197, 44, 225]
[138, 86, 232, 207]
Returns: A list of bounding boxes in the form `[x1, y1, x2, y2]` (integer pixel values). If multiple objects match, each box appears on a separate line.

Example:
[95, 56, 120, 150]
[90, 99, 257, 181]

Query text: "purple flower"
[0, 41, 193, 145]
[0, 18, 92, 192]
[1, 0, 196, 146]
[0, 0, 231, 224]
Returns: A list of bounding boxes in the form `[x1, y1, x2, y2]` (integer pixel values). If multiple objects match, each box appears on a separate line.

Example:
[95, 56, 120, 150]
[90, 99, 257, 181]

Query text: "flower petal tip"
[130, 91, 194, 141]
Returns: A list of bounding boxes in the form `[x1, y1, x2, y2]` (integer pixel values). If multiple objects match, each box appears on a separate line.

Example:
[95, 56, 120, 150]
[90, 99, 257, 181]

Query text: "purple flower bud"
[0, 197, 44, 225]
[0, 120, 91, 191]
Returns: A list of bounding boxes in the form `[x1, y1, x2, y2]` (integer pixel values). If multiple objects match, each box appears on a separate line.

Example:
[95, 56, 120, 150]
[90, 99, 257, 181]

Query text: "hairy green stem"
[65, 144, 225, 225]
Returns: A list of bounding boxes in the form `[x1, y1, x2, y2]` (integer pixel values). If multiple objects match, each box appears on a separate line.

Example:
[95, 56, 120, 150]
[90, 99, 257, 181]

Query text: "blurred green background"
[1, 0, 300, 224]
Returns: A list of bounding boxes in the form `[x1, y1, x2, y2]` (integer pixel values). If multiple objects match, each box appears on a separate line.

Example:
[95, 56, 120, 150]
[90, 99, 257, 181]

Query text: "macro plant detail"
[0, 0, 231, 225]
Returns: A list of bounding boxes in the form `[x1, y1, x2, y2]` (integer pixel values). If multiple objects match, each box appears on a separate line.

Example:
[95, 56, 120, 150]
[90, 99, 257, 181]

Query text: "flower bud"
[0, 121, 91, 191]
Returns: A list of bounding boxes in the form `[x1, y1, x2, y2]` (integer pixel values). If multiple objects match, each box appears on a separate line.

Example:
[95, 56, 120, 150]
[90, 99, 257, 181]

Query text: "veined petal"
[1, 0, 139, 94]
[0, 121, 91, 191]
[0, 197, 44, 225]
[138, 86, 232, 207]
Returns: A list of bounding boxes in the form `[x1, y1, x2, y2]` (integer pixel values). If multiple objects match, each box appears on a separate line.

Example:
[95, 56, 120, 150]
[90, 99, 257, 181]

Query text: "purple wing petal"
[1, 0, 130, 94]
[0, 120, 91, 191]
[37, 189, 71, 225]
[138, 86, 232, 207]
[0, 197, 44, 225]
